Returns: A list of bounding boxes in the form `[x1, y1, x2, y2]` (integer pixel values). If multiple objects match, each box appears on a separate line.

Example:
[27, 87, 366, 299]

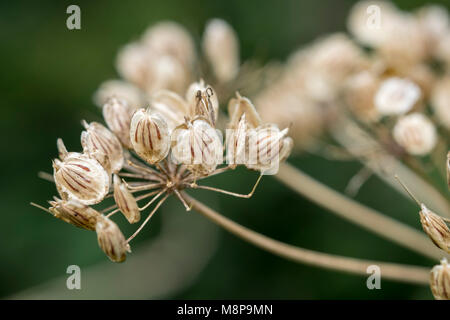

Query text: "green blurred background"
[1, 0, 447, 299]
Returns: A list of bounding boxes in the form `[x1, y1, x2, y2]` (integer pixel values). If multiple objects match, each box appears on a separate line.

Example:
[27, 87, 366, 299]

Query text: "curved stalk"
[182, 192, 430, 285]
[275, 162, 446, 261]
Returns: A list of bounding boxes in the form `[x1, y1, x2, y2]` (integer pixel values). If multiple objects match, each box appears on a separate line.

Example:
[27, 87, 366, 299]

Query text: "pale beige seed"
[447, 151, 450, 189]
[186, 80, 219, 127]
[430, 258, 450, 300]
[246, 124, 291, 174]
[150, 90, 189, 132]
[226, 113, 248, 167]
[130, 108, 170, 164]
[420, 204, 450, 253]
[113, 174, 140, 224]
[96, 215, 130, 263]
[48, 197, 101, 231]
[93, 79, 145, 110]
[202, 19, 239, 83]
[53, 155, 110, 206]
[227, 92, 261, 130]
[171, 118, 223, 176]
[81, 121, 124, 173]
[103, 97, 133, 149]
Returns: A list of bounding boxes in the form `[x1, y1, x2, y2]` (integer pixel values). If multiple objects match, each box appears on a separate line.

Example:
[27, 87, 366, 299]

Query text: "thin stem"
[139, 188, 167, 211]
[182, 192, 430, 285]
[100, 190, 162, 214]
[38, 171, 54, 183]
[275, 162, 446, 261]
[127, 193, 169, 243]
[123, 180, 163, 192]
[174, 189, 192, 211]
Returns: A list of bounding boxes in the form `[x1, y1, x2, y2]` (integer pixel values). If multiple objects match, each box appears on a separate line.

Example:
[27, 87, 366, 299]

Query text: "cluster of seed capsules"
[34, 80, 292, 263]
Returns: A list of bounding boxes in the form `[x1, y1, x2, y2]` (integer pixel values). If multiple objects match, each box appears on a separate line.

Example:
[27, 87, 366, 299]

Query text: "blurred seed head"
[150, 90, 189, 132]
[430, 258, 450, 300]
[375, 77, 421, 115]
[94, 79, 145, 110]
[431, 77, 450, 130]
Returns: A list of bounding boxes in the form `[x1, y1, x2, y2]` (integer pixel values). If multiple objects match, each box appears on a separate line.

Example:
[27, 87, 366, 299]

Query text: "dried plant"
[33, 2, 450, 299]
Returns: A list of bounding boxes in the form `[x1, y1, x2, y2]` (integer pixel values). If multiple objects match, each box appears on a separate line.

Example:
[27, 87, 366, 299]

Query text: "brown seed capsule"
[102, 97, 133, 149]
[130, 108, 170, 164]
[186, 80, 219, 127]
[113, 174, 140, 224]
[430, 258, 450, 300]
[420, 204, 450, 253]
[48, 197, 101, 231]
[150, 90, 189, 132]
[81, 121, 124, 173]
[171, 118, 223, 176]
[53, 154, 110, 205]
[96, 215, 130, 263]
[247, 124, 292, 174]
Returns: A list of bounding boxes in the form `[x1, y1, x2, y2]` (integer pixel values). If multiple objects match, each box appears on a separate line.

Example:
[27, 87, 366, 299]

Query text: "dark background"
[1, 0, 447, 299]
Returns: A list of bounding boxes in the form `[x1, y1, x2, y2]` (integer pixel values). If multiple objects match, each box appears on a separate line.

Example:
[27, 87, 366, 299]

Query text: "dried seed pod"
[186, 80, 218, 127]
[431, 77, 450, 130]
[53, 154, 110, 205]
[202, 19, 239, 82]
[129, 108, 170, 164]
[246, 124, 292, 174]
[94, 79, 145, 110]
[447, 151, 450, 189]
[116, 42, 149, 89]
[420, 204, 450, 253]
[96, 215, 130, 263]
[103, 97, 133, 149]
[48, 197, 100, 231]
[151, 90, 189, 132]
[81, 121, 124, 173]
[430, 258, 450, 300]
[227, 92, 261, 130]
[113, 174, 140, 224]
[393, 113, 437, 156]
[375, 77, 421, 115]
[171, 118, 223, 176]
[226, 113, 248, 167]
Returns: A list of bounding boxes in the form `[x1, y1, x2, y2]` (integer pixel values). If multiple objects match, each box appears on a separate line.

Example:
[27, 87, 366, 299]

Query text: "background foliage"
[1, 0, 448, 299]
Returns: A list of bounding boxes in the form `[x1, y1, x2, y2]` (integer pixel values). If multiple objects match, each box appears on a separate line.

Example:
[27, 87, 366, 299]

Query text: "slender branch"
[182, 192, 430, 285]
[275, 162, 447, 261]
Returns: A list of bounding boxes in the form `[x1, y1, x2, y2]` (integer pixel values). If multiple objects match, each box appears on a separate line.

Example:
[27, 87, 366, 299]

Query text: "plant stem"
[182, 192, 430, 285]
[275, 162, 446, 261]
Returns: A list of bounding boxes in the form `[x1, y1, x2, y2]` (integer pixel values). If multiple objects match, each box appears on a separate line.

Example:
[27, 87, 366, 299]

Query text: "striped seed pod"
[81, 121, 124, 173]
[113, 174, 140, 224]
[420, 204, 450, 253]
[186, 80, 218, 127]
[430, 258, 450, 300]
[96, 215, 130, 263]
[53, 154, 110, 205]
[129, 108, 170, 164]
[102, 97, 133, 149]
[171, 118, 223, 176]
[48, 197, 101, 231]
[227, 92, 261, 130]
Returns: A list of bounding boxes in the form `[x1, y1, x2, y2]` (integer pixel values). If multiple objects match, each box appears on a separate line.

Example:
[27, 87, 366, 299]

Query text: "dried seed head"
[226, 113, 248, 167]
[151, 90, 189, 132]
[48, 197, 100, 231]
[420, 204, 450, 253]
[129, 108, 170, 164]
[186, 80, 218, 127]
[113, 174, 140, 224]
[102, 97, 133, 149]
[431, 77, 450, 129]
[393, 113, 437, 156]
[375, 77, 421, 115]
[227, 93, 261, 130]
[53, 154, 110, 205]
[430, 258, 450, 300]
[81, 121, 124, 173]
[202, 19, 239, 82]
[171, 118, 223, 176]
[96, 215, 130, 263]
[93, 79, 145, 110]
[246, 124, 292, 175]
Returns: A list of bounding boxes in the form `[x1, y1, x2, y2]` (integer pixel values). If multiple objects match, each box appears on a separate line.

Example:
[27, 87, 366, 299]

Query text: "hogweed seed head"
[102, 97, 133, 149]
[53, 154, 110, 205]
[202, 19, 240, 82]
[430, 258, 450, 300]
[420, 204, 450, 253]
[113, 174, 140, 224]
[96, 215, 130, 263]
[375, 77, 421, 115]
[130, 108, 170, 164]
[48, 197, 101, 231]
[393, 113, 437, 156]
[81, 120, 124, 173]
